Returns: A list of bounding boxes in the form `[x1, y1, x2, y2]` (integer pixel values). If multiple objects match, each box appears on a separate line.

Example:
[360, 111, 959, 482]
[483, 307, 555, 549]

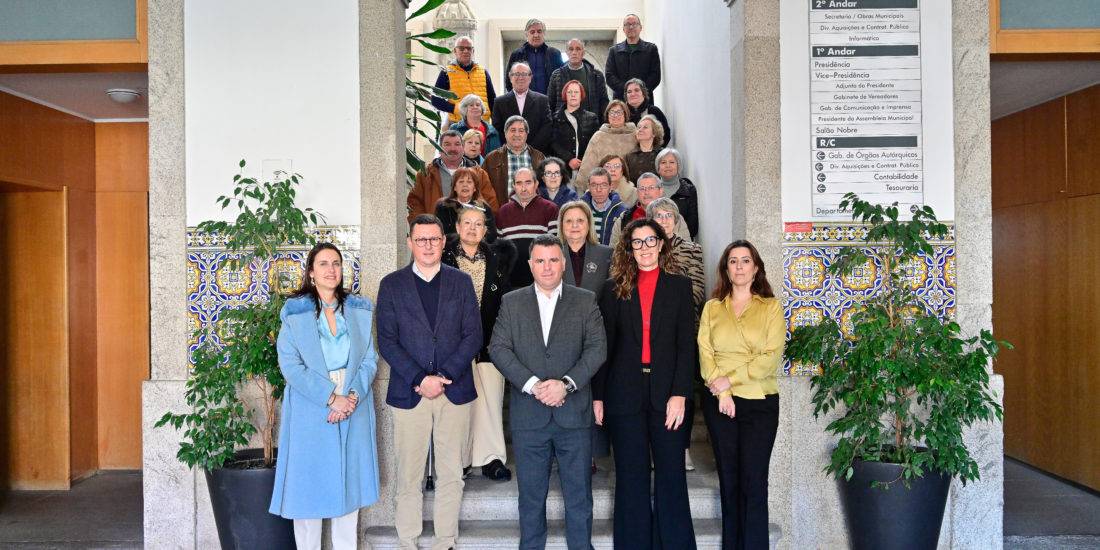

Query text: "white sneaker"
[685, 449, 696, 471]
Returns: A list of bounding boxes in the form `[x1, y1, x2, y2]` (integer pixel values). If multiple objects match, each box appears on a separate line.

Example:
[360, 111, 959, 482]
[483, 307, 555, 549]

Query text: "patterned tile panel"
[186, 225, 362, 359]
[781, 223, 956, 376]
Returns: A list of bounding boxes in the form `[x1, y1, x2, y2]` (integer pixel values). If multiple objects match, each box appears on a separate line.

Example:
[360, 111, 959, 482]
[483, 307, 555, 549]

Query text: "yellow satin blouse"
[697, 294, 784, 399]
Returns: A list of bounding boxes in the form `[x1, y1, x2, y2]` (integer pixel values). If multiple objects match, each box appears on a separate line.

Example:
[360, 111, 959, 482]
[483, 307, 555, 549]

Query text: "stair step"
[364, 518, 782, 549]
[425, 443, 720, 521]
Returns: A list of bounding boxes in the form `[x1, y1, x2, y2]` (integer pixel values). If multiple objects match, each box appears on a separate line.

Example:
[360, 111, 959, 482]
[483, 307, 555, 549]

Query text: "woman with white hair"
[451, 94, 501, 155]
[655, 147, 699, 240]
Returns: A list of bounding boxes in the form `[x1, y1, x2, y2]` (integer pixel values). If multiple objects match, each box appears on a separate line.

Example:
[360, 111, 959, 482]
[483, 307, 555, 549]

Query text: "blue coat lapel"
[288, 310, 330, 380]
[344, 307, 363, 393]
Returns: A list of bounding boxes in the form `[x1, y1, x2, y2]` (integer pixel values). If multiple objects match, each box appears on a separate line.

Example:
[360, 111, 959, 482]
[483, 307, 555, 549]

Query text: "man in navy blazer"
[377, 214, 482, 550]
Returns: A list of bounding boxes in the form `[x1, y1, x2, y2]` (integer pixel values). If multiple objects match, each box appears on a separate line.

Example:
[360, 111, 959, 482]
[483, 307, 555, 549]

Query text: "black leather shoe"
[482, 459, 512, 481]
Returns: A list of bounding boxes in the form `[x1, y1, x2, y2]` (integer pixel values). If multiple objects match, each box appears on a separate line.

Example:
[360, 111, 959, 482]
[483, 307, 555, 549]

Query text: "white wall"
[185, 0, 361, 225]
[645, 0, 734, 291]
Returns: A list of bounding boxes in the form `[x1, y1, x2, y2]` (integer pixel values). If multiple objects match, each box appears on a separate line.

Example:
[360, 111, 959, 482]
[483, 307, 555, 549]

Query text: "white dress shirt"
[522, 282, 575, 394]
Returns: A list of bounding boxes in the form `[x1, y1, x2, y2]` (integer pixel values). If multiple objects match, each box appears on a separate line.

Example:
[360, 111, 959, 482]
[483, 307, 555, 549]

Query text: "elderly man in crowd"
[505, 18, 564, 95]
[484, 115, 547, 203]
[605, 14, 661, 100]
[407, 129, 499, 222]
[547, 38, 610, 116]
[495, 167, 559, 289]
[431, 35, 496, 125]
[493, 62, 553, 153]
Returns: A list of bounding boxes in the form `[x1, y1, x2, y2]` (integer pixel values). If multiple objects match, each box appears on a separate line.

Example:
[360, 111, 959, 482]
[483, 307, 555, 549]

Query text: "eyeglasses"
[624, 22, 641, 28]
[653, 212, 676, 220]
[543, 170, 562, 177]
[413, 236, 443, 248]
[604, 163, 622, 170]
[590, 182, 611, 189]
[630, 236, 660, 250]
[510, 72, 532, 77]
[638, 185, 660, 193]
[454, 46, 473, 51]
[608, 110, 625, 117]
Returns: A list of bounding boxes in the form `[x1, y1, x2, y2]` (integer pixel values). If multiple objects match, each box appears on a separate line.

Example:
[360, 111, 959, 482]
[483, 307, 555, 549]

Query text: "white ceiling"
[0, 72, 147, 121]
[990, 60, 1100, 120]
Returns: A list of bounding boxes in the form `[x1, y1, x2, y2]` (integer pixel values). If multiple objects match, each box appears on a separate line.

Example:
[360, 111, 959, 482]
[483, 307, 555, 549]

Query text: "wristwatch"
[561, 378, 577, 394]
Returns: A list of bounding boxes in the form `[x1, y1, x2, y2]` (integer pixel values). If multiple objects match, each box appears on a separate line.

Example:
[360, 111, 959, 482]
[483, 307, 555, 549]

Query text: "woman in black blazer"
[441, 206, 517, 481]
[594, 218, 697, 550]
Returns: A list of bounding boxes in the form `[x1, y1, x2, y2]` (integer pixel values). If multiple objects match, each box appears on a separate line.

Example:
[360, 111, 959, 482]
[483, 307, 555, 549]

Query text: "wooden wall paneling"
[991, 114, 1024, 210]
[67, 187, 98, 480]
[95, 123, 149, 192]
[992, 204, 1030, 460]
[0, 92, 95, 191]
[1021, 98, 1068, 202]
[1067, 194, 1100, 491]
[0, 191, 71, 489]
[1066, 84, 1100, 198]
[94, 121, 149, 469]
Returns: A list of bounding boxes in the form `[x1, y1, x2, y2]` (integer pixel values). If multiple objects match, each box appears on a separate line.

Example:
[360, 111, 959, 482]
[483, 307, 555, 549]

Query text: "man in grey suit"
[489, 234, 607, 550]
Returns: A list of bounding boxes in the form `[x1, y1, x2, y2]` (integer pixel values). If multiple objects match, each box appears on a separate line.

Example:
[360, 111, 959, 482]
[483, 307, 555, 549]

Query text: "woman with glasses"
[434, 167, 498, 242]
[550, 79, 599, 182]
[270, 242, 380, 550]
[574, 99, 639, 193]
[609, 172, 691, 249]
[441, 206, 517, 483]
[594, 218, 697, 549]
[536, 156, 579, 208]
[697, 240, 782, 550]
[451, 94, 501, 157]
[600, 153, 637, 208]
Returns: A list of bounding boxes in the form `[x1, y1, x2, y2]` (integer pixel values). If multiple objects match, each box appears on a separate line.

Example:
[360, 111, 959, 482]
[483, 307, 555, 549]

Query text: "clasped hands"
[707, 376, 736, 418]
[414, 374, 452, 400]
[533, 379, 567, 408]
[327, 393, 358, 424]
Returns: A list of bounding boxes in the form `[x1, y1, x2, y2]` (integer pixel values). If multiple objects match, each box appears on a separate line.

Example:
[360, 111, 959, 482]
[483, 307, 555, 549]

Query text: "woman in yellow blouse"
[697, 240, 782, 550]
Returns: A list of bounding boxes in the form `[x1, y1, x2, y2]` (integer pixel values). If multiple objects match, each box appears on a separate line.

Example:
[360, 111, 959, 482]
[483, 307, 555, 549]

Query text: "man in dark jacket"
[547, 38, 610, 116]
[505, 18, 564, 95]
[605, 14, 661, 100]
[492, 62, 553, 153]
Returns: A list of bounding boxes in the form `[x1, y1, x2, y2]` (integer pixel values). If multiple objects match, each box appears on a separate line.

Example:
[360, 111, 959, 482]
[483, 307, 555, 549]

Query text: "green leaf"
[408, 28, 456, 40]
[406, 0, 446, 22]
[414, 38, 451, 54]
[238, 159, 246, 168]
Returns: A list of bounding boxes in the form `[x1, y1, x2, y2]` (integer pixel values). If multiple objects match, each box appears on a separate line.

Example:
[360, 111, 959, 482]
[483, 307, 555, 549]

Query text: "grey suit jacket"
[563, 243, 612, 300]
[489, 284, 607, 430]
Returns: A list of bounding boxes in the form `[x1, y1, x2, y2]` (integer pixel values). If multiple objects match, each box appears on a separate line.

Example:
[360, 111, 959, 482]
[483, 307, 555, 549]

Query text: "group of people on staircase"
[267, 13, 781, 550]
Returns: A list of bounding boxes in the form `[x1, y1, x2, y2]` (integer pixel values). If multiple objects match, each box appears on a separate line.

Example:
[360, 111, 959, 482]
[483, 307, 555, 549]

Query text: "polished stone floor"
[0, 458, 1096, 548]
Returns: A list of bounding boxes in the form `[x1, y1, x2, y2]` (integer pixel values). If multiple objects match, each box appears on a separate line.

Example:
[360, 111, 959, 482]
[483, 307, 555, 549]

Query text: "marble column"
[359, 0, 409, 532]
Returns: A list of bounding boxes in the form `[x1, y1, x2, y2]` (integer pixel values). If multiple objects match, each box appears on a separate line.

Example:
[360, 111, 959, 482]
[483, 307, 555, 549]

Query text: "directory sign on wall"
[781, 0, 955, 222]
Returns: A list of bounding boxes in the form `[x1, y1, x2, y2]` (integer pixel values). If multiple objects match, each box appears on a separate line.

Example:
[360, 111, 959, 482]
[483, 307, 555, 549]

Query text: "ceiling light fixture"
[106, 88, 142, 103]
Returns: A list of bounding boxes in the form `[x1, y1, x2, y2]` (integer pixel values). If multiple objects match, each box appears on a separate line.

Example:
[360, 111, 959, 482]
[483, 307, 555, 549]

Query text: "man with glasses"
[605, 14, 662, 100]
[493, 61, 553, 153]
[608, 172, 690, 248]
[431, 35, 497, 125]
[581, 167, 628, 246]
[496, 167, 560, 289]
[505, 18, 564, 95]
[377, 214, 483, 550]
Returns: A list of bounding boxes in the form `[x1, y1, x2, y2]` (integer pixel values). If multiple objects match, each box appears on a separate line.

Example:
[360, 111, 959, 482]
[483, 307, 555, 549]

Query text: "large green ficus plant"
[786, 193, 1006, 487]
[156, 160, 324, 470]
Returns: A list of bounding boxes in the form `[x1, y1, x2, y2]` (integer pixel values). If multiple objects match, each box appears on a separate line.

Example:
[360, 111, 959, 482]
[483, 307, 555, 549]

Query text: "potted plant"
[785, 193, 1006, 550]
[156, 160, 324, 550]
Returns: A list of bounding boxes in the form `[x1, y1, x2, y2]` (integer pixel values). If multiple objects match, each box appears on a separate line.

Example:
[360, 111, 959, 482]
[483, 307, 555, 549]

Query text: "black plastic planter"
[205, 448, 295, 550]
[839, 457, 951, 550]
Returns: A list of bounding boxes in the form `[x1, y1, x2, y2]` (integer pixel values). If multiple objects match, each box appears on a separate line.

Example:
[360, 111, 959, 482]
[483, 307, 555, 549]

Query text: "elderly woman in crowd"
[609, 172, 691, 249]
[625, 115, 664, 186]
[451, 94, 501, 155]
[556, 200, 614, 472]
[550, 79, 600, 182]
[536, 156, 579, 208]
[270, 242, 379, 550]
[624, 78, 671, 148]
[655, 148, 699, 240]
[441, 206, 518, 483]
[435, 167, 498, 241]
[600, 153, 636, 208]
[647, 197, 706, 471]
[595, 218, 698, 549]
[698, 240, 783, 550]
[462, 129, 485, 166]
[574, 99, 638, 193]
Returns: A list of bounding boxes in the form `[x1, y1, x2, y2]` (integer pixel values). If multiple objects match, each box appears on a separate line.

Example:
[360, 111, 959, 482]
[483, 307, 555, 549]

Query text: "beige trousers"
[463, 361, 507, 468]
[393, 394, 471, 550]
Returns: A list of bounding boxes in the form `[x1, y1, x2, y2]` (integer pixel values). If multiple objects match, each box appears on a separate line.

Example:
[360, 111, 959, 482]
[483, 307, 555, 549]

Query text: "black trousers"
[702, 392, 779, 550]
[605, 375, 696, 550]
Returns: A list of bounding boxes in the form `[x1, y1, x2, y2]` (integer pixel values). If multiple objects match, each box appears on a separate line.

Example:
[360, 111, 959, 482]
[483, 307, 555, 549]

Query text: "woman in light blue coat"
[269, 242, 379, 550]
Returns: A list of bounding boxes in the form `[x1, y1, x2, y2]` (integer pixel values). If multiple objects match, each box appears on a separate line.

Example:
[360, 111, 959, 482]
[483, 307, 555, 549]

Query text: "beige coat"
[573, 122, 638, 193]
